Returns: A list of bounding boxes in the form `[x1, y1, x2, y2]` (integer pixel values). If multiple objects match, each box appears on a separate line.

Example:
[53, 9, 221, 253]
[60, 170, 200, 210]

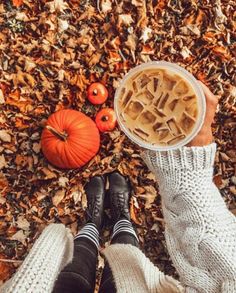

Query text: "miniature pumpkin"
[87, 82, 108, 105]
[41, 109, 100, 169]
[95, 108, 117, 132]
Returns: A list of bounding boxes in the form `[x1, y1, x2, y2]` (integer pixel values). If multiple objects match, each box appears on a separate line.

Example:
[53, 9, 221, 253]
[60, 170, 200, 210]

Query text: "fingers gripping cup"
[114, 61, 206, 151]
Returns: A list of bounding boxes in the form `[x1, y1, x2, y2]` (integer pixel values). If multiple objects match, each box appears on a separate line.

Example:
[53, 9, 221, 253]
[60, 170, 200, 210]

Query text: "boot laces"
[86, 194, 100, 219]
[112, 191, 127, 217]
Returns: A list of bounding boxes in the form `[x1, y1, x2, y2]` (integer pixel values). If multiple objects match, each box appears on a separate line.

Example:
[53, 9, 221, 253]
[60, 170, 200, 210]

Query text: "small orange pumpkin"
[87, 82, 108, 105]
[95, 108, 117, 132]
[41, 109, 100, 169]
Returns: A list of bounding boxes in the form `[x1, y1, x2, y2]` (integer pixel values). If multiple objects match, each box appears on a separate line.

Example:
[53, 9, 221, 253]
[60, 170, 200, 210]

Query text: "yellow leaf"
[130, 197, 143, 225]
[53, 189, 66, 206]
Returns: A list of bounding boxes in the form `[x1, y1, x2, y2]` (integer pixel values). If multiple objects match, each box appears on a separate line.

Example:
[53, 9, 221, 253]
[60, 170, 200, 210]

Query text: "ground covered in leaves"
[0, 0, 235, 287]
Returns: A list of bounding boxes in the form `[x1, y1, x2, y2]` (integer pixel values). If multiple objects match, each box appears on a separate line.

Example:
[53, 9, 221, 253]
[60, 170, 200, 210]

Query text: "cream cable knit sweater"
[142, 143, 236, 292]
[102, 244, 184, 293]
[1, 143, 236, 293]
[1, 224, 74, 293]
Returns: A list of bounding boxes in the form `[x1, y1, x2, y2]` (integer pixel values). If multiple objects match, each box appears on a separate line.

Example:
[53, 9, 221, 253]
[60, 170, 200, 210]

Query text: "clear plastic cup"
[114, 61, 206, 151]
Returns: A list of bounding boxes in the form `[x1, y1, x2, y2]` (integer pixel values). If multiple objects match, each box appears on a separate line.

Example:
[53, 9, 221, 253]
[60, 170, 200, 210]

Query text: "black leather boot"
[108, 172, 131, 223]
[84, 176, 105, 230]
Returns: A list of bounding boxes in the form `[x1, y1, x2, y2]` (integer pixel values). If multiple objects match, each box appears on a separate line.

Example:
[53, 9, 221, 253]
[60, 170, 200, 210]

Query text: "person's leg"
[53, 223, 99, 293]
[54, 176, 105, 293]
[99, 172, 139, 293]
[99, 218, 139, 293]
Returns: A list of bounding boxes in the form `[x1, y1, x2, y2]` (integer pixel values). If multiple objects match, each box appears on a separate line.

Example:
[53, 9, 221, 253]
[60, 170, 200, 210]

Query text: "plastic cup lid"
[114, 61, 206, 151]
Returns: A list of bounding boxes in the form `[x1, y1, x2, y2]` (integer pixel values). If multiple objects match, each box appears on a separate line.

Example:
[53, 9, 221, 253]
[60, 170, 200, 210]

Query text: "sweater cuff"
[142, 143, 216, 172]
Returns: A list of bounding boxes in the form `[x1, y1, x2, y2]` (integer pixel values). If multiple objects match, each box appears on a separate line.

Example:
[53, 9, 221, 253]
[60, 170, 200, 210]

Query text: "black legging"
[53, 232, 139, 293]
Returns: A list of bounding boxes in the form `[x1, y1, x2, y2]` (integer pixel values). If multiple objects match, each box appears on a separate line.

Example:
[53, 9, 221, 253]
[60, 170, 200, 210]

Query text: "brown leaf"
[0, 254, 14, 282]
[118, 14, 134, 27]
[125, 34, 137, 61]
[65, 70, 89, 91]
[0, 155, 7, 170]
[0, 89, 5, 104]
[88, 52, 102, 67]
[14, 116, 31, 129]
[212, 46, 231, 61]
[6, 90, 33, 113]
[47, 0, 69, 13]
[52, 189, 66, 206]
[16, 216, 30, 231]
[32, 143, 41, 154]
[10, 230, 27, 245]
[6, 226, 18, 237]
[0, 173, 9, 197]
[41, 167, 57, 179]
[15, 154, 28, 167]
[101, 0, 112, 13]
[213, 174, 223, 187]
[0, 130, 11, 143]
[184, 13, 196, 25]
[13, 67, 36, 88]
[130, 197, 143, 225]
[108, 51, 122, 63]
[137, 185, 157, 209]
[195, 9, 206, 25]
[202, 31, 217, 43]
[153, 0, 167, 11]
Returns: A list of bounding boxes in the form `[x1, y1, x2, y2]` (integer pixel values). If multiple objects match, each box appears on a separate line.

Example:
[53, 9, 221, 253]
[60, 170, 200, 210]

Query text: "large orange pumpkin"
[41, 109, 100, 169]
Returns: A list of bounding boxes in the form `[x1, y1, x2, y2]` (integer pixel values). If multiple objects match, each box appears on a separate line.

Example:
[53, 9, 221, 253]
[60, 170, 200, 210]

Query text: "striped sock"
[74, 223, 99, 249]
[111, 218, 139, 242]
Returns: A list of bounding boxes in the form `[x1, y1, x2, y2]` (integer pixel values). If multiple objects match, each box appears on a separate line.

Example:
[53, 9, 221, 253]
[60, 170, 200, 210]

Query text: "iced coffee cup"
[114, 61, 206, 151]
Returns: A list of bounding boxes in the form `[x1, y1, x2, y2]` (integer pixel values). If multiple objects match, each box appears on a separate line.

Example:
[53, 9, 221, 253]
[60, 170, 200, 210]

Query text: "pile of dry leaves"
[0, 0, 235, 287]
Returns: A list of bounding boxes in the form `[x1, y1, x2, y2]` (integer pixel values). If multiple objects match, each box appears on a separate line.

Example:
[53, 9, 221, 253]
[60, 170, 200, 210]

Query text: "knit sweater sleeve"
[142, 143, 236, 293]
[0, 224, 74, 293]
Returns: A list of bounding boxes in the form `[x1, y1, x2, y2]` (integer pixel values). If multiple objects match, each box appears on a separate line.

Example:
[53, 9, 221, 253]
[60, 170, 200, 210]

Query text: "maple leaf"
[101, 0, 112, 13]
[180, 46, 192, 59]
[118, 14, 134, 27]
[140, 27, 152, 43]
[58, 19, 69, 33]
[47, 0, 69, 13]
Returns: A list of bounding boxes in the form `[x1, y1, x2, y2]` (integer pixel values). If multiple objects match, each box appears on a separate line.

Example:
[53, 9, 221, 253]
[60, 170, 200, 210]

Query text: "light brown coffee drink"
[117, 69, 199, 146]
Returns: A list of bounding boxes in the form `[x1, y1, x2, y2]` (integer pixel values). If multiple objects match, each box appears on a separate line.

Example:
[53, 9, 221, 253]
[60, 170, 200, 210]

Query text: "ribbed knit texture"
[102, 244, 184, 293]
[111, 218, 139, 242]
[1, 224, 73, 293]
[74, 222, 99, 249]
[142, 143, 236, 293]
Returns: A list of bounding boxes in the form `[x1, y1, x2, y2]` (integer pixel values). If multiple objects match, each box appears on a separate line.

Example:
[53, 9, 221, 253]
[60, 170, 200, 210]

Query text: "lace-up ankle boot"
[108, 172, 131, 223]
[84, 176, 105, 230]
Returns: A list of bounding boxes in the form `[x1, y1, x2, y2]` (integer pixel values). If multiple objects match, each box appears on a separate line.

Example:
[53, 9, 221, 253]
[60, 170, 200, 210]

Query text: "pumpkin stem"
[46, 125, 68, 141]
[101, 115, 109, 122]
